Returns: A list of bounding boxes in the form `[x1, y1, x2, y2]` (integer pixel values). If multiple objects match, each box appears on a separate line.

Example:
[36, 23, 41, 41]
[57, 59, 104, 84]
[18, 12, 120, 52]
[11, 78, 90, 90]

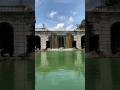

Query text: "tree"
[79, 19, 85, 29]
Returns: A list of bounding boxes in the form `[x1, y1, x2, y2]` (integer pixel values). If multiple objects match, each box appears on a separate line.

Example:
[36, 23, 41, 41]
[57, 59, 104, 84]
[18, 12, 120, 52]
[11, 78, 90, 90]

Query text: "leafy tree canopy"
[79, 19, 85, 29]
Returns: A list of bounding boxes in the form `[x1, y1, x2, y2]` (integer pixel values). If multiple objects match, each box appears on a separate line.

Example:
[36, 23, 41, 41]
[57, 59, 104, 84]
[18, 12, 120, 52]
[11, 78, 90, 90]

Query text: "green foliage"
[79, 19, 85, 29]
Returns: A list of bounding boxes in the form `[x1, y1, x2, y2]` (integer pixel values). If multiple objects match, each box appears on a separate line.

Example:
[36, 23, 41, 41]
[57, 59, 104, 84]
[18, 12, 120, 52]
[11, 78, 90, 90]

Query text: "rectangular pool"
[35, 51, 85, 90]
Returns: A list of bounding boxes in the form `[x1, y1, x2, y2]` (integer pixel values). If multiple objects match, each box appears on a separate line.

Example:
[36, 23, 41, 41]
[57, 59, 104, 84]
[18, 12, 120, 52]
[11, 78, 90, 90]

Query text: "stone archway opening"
[111, 22, 120, 54]
[72, 41, 76, 48]
[81, 35, 85, 49]
[58, 35, 65, 48]
[27, 35, 35, 53]
[35, 36, 41, 50]
[90, 35, 99, 52]
[0, 22, 14, 57]
[46, 37, 50, 49]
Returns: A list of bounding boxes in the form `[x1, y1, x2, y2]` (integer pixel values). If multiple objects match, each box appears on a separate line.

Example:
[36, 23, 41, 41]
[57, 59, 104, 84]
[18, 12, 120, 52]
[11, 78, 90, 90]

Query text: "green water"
[0, 59, 34, 90]
[0, 53, 120, 90]
[35, 51, 85, 90]
[86, 59, 120, 90]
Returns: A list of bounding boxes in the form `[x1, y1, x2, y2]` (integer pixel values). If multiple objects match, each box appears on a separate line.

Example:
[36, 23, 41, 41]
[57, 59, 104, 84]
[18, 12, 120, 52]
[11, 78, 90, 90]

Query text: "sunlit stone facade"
[35, 28, 85, 50]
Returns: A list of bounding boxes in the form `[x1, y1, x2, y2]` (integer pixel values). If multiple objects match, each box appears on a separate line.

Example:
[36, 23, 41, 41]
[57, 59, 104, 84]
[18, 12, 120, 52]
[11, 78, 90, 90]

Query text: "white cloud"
[35, 23, 42, 28]
[48, 11, 58, 18]
[49, 23, 65, 31]
[35, 23, 47, 29]
[54, 23, 64, 29]
[71, 11, 77, 15]
[58, 16, 65, 21]
[66, 24, 74, 30]
[48, 23, 75, 31]
[68, 16, 74, 23]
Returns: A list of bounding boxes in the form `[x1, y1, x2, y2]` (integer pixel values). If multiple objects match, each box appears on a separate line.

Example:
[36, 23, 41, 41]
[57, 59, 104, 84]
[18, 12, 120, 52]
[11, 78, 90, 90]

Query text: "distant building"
[35, 28, 85, 50]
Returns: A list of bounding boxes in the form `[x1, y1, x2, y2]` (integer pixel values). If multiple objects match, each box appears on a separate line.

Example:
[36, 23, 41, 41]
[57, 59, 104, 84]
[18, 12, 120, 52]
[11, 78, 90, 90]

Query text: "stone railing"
[35, 28, 48, 31]
[35, 28, 75, 31]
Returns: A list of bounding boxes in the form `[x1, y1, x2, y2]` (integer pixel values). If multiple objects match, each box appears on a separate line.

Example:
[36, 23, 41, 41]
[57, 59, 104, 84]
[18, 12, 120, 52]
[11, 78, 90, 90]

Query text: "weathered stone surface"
[35, 30, 85, 50]
[0, 5, 35, 56]
[86, 5, 120, 57]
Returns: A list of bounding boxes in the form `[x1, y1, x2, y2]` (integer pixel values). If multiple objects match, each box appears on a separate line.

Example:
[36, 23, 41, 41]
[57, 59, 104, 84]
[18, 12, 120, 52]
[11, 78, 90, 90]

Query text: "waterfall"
[50, 34, 59, 49]
[49, 33, 74, 49]
[65, 33, 73, 48]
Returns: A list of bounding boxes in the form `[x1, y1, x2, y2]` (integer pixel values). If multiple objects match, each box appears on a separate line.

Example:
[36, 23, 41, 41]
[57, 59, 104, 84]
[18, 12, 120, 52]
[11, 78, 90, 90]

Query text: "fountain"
[64, 33, 73, 48]
[50, 34, 59, 49]
[58, 35, 64, 48]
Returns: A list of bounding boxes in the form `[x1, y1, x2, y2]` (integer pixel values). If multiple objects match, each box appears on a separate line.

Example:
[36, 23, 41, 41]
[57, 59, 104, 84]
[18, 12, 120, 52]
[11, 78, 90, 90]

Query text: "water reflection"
[40, 52, 48, 68]
[75, 51, 84, 66]
[35, 51, 85, 90]
[0, 58, 34, 90]
[86, 58, 120, 90]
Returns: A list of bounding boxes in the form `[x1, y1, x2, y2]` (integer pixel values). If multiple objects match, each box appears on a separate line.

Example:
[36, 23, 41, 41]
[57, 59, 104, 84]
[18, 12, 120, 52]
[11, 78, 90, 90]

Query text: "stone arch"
[35, 35, 41, 50]
[46, 36, 51, 49]
[111, 22, 120, 54]
[0, 22, 14, 56]
[72, 36, 76, 48]
[89, 34, 99, 52]
[81, 35, 85, 49]
[58, 35, 65, 48]
[27, 34, 35, 53]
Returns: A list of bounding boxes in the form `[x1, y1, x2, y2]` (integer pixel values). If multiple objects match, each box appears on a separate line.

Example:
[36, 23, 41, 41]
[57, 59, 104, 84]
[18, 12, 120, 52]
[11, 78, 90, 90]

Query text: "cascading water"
[65, 33, 73, 48]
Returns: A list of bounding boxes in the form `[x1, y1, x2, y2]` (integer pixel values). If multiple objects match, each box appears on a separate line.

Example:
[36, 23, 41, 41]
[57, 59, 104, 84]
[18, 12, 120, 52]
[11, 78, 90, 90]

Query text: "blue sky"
[35, 0, 85, 30]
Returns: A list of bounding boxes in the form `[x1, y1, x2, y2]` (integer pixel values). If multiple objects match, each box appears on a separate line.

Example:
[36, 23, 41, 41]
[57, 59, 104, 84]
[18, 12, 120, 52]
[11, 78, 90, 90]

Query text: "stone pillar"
[75, 32, 81, 49]
[14, 25, 26, 56]
[40, 35, 48, 50]
[99, 25, 111, 56]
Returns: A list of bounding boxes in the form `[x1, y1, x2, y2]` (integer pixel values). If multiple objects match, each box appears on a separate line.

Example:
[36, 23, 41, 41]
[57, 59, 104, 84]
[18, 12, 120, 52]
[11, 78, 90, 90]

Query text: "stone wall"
[0, 6, 35, 56]
[86, 11, 120, 56]
[35, 31, 85, 50]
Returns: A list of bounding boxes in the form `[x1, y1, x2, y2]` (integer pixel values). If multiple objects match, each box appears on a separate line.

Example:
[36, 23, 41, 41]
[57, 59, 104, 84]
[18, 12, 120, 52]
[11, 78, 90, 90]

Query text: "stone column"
[76, 32, 81, 49]
[40, 35, 48, 50]
[99, 25, 111, 56]
[14, 25, 26, 56]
